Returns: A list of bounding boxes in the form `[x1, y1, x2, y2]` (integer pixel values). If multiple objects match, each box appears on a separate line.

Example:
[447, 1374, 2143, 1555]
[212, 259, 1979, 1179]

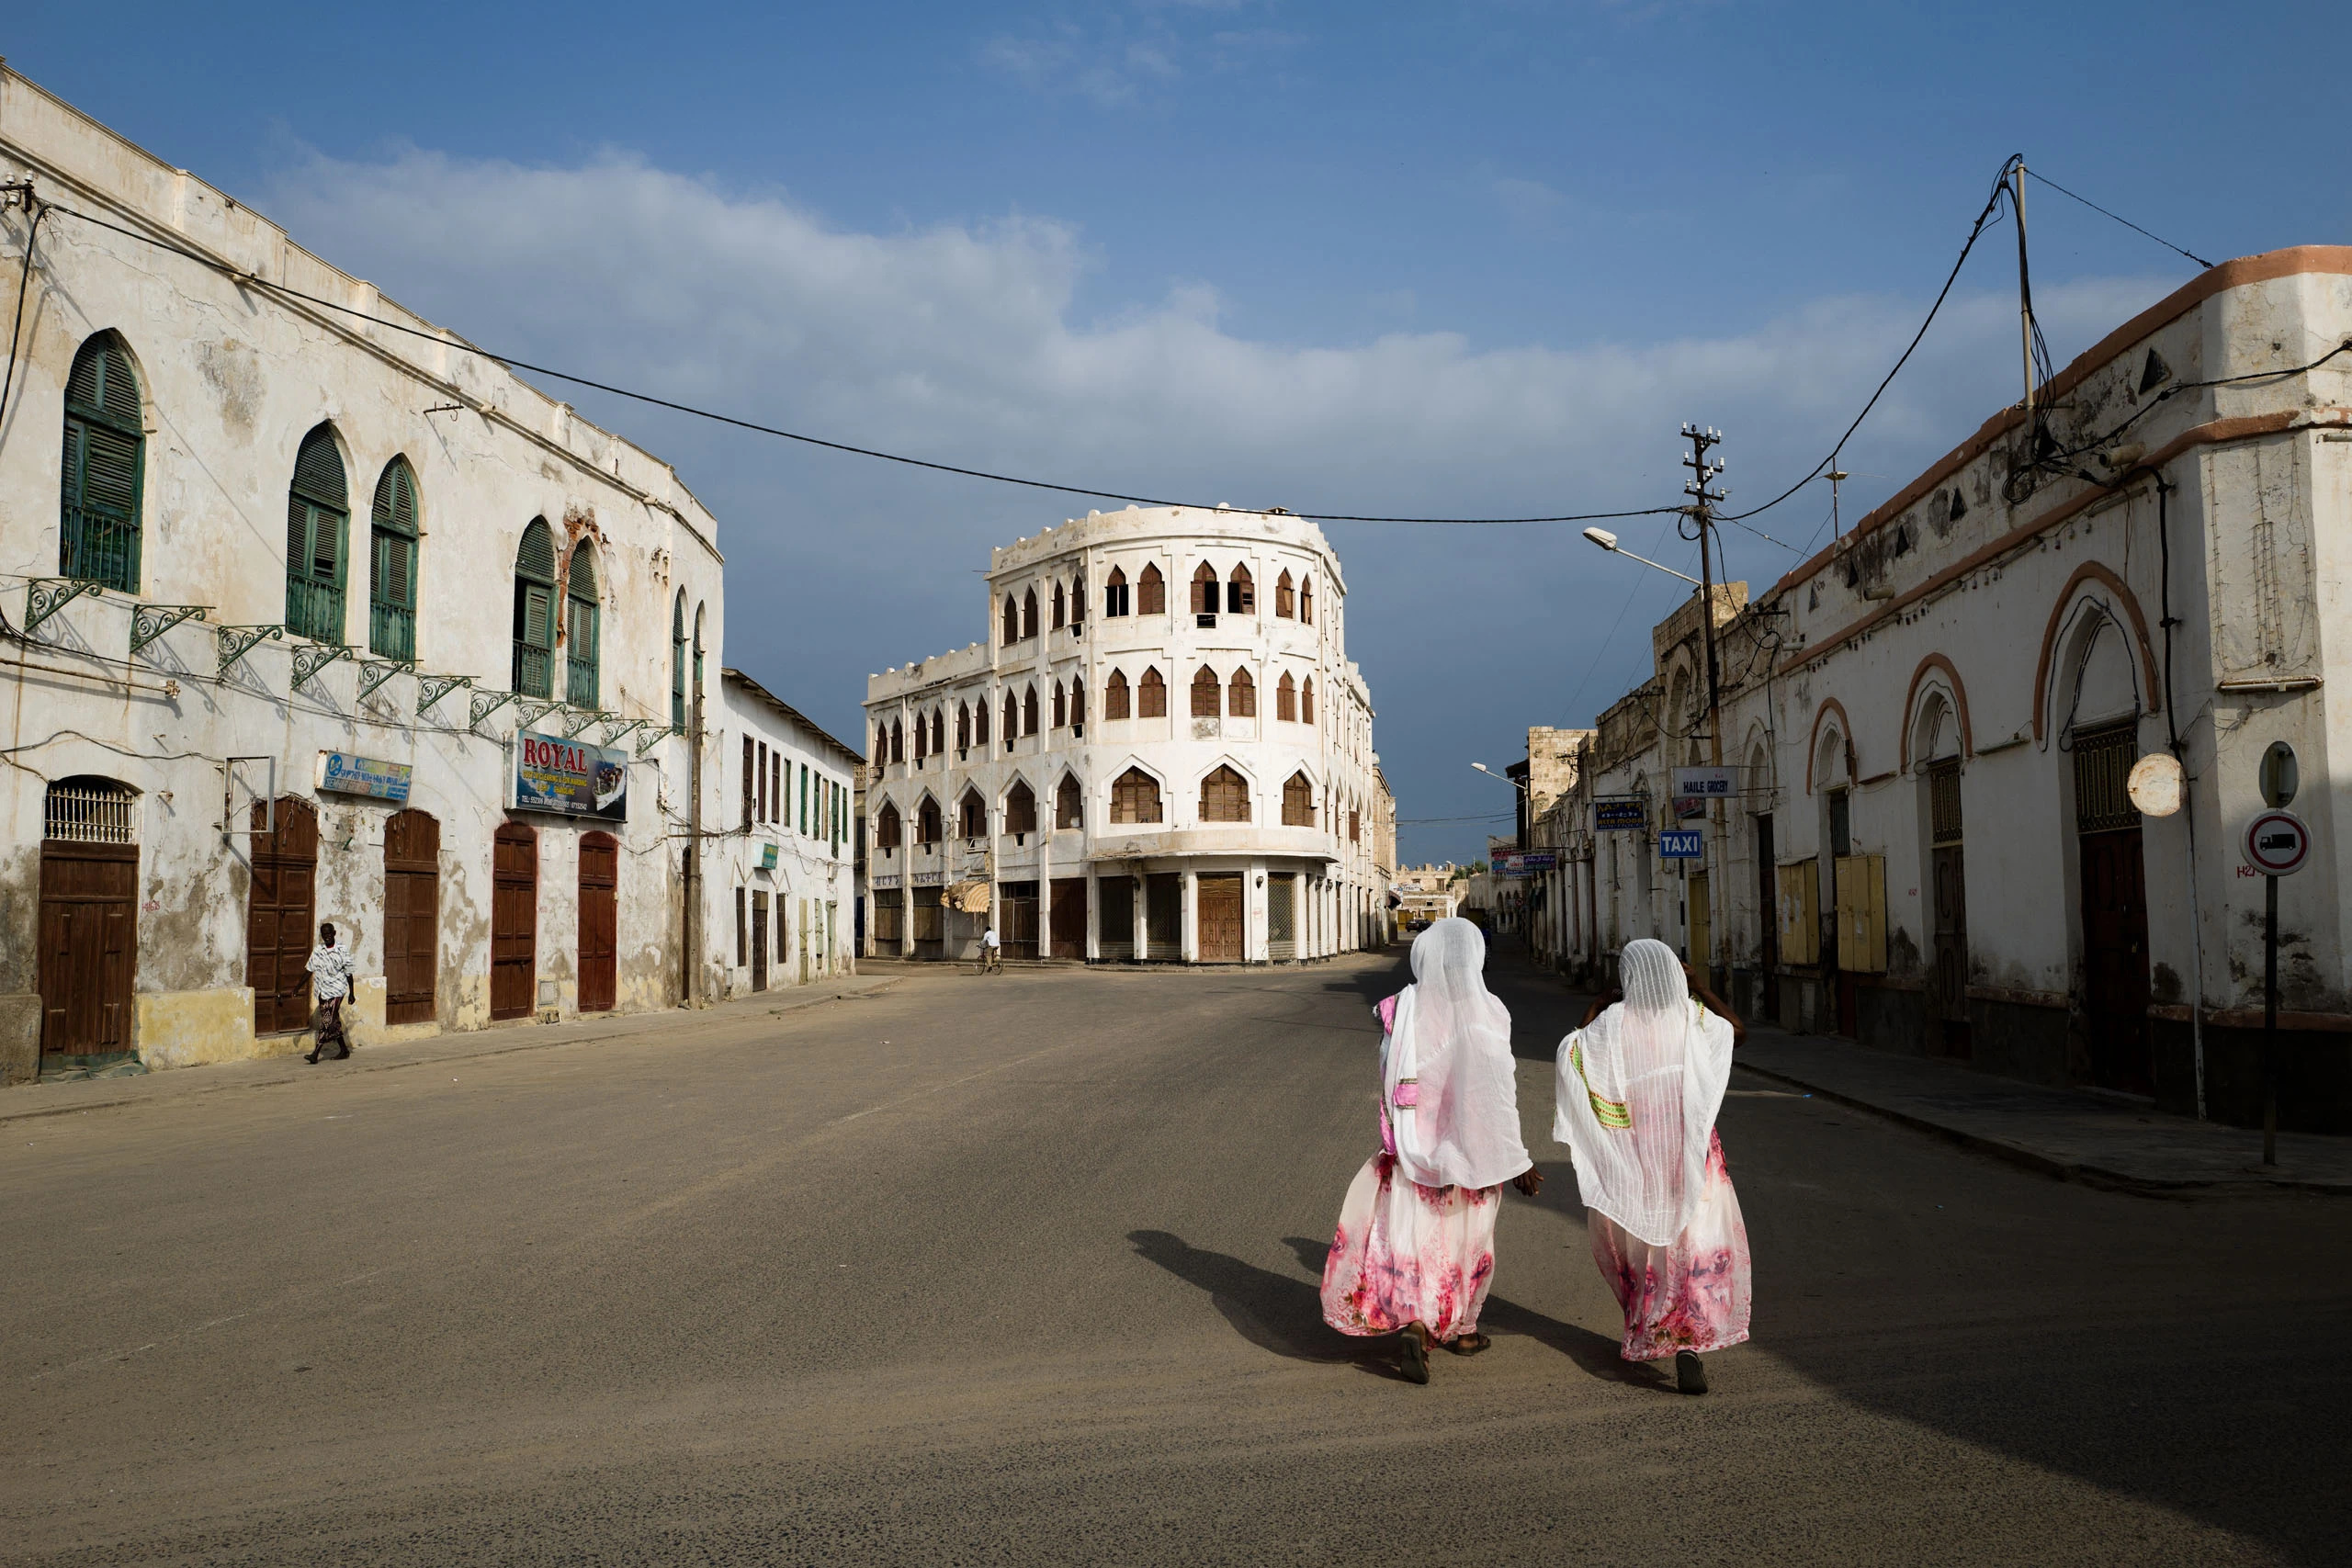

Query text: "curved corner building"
[863, 504, 1386, 964]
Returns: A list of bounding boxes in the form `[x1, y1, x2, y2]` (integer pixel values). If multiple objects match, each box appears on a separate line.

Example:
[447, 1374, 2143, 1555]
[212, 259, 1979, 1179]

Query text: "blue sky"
[9, 2, 2344, 863]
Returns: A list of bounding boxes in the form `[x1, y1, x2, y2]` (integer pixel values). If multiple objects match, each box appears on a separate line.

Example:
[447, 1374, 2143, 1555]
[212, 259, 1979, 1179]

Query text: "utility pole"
[1681, 423, 1728, 989]
[2012, 159, 2034, 423]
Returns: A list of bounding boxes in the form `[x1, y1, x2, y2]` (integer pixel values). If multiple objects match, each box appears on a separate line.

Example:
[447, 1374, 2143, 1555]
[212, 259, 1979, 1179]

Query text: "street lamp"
[1469, 761, 1530, 793]
[1581, 527, 1701, 586]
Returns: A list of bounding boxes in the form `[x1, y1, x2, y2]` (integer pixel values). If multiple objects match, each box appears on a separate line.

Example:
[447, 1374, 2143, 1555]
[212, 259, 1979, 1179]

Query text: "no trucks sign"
[2242, 809, 2310, 877]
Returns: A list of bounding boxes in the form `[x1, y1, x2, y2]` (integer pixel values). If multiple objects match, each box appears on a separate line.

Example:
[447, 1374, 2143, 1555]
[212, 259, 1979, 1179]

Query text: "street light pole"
[1680, 423, 1725, 769]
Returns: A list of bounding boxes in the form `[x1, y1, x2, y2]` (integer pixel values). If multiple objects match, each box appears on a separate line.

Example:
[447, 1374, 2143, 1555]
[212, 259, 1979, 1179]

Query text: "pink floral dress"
[1320, 993, 1502, 1342]
[1585, 1129, 1751, 1360]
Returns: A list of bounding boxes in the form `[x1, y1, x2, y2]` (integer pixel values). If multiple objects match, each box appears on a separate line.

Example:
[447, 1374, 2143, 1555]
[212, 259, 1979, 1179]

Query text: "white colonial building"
[863, 504, 1390, 964]
[713, 669, 859, 993]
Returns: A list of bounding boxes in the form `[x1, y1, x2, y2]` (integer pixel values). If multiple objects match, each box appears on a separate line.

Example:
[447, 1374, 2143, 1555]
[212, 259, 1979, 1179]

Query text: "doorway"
[1145, 874, 1182, 960]
[39, 780, 138, 1062]
[579, 830, 617, 1011]
[750, 889, 769, 993]
[246, 796, 318, 1035]
[2074, 722, 2152, 1095]
[491, 821, 537, 1021]
[1197, 874, 1244, 962]
[1098, 876, 1136, 960]
[911, 886, 944, 961]
[1049, 876, 1088, 959]
[1268, 874, 1296, 961]
[1001, 880, 1041, 959]
[1751, 813, 1778, 1021]
[1927, 761, 1971, 1057]
[384, 809, 439, 1026]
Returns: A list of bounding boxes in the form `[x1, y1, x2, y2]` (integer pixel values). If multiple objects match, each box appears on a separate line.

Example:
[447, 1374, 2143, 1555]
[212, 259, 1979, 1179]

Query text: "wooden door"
[246, 797, 318, 1034]
[2080, 827, 2154, 1095]
[383, 809, 439, 1025]
[491, 822, 537, 1021]
[1752, 815, 1779, 1020]
[1002, 881, 1040, 959]
[578, 830, 617, 1011]
[750, 890, 769, 993]
[1930, 845, 1970, 1056]
[1197, 874, 1244, 962]
[1098, 877, 1134, 959]
[39, 840, 138, 1058]
[1145, 874, 1182, 959]
[912, 887, 944, 960]
[1049, 877, 1088, 959]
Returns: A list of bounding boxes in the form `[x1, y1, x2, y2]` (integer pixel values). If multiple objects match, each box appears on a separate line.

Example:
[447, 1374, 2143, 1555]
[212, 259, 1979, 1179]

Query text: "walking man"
[304, 921, 356, 1064]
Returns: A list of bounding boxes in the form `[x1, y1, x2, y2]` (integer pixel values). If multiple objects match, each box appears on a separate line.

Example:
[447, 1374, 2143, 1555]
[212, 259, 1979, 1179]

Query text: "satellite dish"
[2126, 751, 2184, 817]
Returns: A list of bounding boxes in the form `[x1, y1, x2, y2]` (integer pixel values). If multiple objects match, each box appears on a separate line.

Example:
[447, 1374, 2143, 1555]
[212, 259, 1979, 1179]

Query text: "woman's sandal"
[1398, 1324, 1430, 1384]
[1441, 1333, 1491, 1356]
[1676, 1350, 1708, 1394]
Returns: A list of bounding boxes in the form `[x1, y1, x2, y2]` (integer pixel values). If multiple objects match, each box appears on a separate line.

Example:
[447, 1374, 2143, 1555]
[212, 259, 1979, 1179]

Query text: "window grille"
[2072, 721, 2141, 834]
[44, 781, 135, 843]
[1928, 759, 1963, 846]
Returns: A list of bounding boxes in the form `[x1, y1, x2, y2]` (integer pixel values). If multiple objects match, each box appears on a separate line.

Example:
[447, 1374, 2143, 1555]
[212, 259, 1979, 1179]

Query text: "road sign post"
[2243, 802, 2309, 1167]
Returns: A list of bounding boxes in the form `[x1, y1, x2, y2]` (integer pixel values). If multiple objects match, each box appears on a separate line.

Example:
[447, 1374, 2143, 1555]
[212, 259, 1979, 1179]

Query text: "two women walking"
[1319, 921, 1751, 1392]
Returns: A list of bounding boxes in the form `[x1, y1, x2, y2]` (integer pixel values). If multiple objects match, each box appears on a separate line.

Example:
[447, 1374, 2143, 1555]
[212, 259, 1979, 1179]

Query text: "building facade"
[0, 65, 831, 1087]
[713, 670, 859, 994]
[863, 504, 1388, 963]
[1534, 245, 2352, 1132]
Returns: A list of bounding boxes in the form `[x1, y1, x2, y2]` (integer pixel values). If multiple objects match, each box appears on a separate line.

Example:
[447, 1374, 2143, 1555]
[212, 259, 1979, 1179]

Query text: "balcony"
[61, 503, 141, 592]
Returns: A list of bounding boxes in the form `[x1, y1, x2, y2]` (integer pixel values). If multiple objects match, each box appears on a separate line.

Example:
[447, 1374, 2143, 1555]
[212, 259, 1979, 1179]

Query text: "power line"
[32, 198, 1680, 529]
[2026, 168, 2214, 271]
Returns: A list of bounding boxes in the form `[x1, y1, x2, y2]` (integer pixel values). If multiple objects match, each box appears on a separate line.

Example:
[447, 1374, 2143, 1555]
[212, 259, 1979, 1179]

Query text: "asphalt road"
[5, 946, 2346, 1565]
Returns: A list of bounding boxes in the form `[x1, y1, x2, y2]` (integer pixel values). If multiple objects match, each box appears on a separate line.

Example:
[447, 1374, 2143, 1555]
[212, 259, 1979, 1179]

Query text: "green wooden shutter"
[61, 337, 145, 592]
[286, 427, 349, 643]
[369, 458, 419, 660]
[513, 520, 557, 696]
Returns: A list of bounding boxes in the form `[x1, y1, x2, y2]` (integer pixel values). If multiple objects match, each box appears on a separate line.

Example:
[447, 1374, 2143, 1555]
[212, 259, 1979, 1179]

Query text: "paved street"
[5, 949, 2346, 1566]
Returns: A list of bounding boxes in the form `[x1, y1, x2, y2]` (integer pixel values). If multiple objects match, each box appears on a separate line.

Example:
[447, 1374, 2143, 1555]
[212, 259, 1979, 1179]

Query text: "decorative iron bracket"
[290, 642, 353, 691]
[356, 658, 416, 705]
[217, 624, 284, 676]
[513, 700, 562, 734]
[562, 706, 609, 739]
[129, 603, 209, 659]
[468, 688, 520, 728]
[636, 726, 673, 758]
[25, 579, 102, 637]
[601, 716, 651, 747]
[417, 673, 474, 716]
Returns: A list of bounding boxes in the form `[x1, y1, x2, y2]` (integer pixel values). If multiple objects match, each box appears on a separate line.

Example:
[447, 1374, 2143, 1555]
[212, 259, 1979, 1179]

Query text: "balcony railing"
[285, 577, 345, 645]
[61, 503, 141, 592]
[371, 600, 415, 661]
[513, 642, 552, 698]
[567, 653, 598, 710]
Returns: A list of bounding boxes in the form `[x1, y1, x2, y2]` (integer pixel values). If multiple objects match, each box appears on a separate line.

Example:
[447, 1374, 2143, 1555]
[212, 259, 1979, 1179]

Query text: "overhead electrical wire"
[28, 198, 1679, 529]
[2026, 168, 2214, 271]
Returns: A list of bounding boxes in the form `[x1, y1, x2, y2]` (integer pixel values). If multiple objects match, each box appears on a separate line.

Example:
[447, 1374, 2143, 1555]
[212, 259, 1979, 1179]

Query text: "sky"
[8, 2, 2345, 863]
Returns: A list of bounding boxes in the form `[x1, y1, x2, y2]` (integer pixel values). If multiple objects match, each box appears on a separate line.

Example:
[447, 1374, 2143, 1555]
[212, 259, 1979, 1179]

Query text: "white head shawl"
[1383, 919, 1532, 1190]
[1553, 939, 1736, 1247]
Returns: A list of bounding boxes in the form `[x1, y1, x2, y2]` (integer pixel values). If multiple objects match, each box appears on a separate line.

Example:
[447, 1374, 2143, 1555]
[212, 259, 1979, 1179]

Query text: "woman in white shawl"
[1555, 938, 1750, 1394]
[1322, 918, 1537, 1384]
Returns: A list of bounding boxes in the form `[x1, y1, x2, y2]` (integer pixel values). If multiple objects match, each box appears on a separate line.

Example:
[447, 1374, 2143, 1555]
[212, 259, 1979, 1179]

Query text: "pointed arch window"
[916, 796, 943, 845]
[1191, 665, 1221, 718]
[564, 544, 600, 708]
[1053, 681, 1068, 728]
[889, 717, 905, 763]
[1277, 671, 1297, 721]
[1056, 773, 1082, 829]
[958, 788, 988, 840]
[286, 424, 349, 644]
[1022, 588, 1039, 639]
[913, 709, 928, 761]
[1104, 567, 1131, 617]
[956, 702, 972, 750]
[1002, 594, 1021, 645]
[1112, 767, 1162, 824]
[1070, 573, 1086, 625]
[1006, 780, 1037, 837]
[1283, 772, 1316, 827]
[1192, 561, 1219, 620]
[876, 800, 902, 851]
[1201, 765, 1250, 823]
[366, 457, 420, 660]
[1023, 684, 1040, 735]
[1300, 576, 1314, 625]
[975, 695, 990, 747]
[1105, 669, 1131, 720]
[512, 518, 557, 696]
[693, 603, 706, 704]
[1228, 667, 1256, 718]
[1071, 676, 1085, 728]
[872, 724, 887, 768]
[1004, 691, 1021, 740]
[1052, 581, 1067, 630]
[931, 708, 945, 755]
[1138, 666, 1168, 718]
[672, 592, 689, 731]
[1227, 564, 1254, 615]
[1137, 562, 1165, 615]
[1275, 570, 1295, 618]
[1301, 675, 1317, 725]
[60, 333, 144, 591]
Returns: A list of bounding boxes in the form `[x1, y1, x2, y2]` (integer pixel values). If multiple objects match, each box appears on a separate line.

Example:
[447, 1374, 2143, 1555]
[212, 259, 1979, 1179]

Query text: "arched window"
[512, 517, 557, 696]
[1227, 564, 1254, 615]
[1070, 573, 1086, 625]
[673, 592, 689, 731]
[913, 709, 928, 761]
[931, 708, 945, 755]
[889, 717, 905, 763]
[1283, 772, 1316, 827]
[368, 457, 420, 660]
[60, 333, 144, 591]
[872, 724, 887, 768]
[916, 796, 943, 845]
[1071, 676, 1085, 728]
[1138, 667, 1168, 718]
[692, 603, 706, 703]
[1191, 665, 1221, 718]
[1004, 691, 1020, 740]
[1277, 671, 1297, 721]
[1105, 669, 1131, 720]
[1112, 767, 1162, 824]
[1300, 576, 1314, 625]
[1053, 681, 1067, 728]
[1192, 562, 1218, 618]
[1006, 780, 1037, 837]
[1003, 594, 1020, 645]
[1056, 773, 1082, 829]
[1349, 804, 1361, 842]
[564, 543, 600, 708]
[1052, 581, 1066, 630]
[1137, 562, 1165, 615]
[1228, 667, 1256, 717]
[1023, 684, 1040, 734]
[1201, 765, 1250, 823]
[958, 788, 988, 839]
[1105, 567, 1130, 617]
[876, 800, 902, 850]
[956, 703, 972, 750]
[286, 423, 349, 644]
[1301, 675, 1316, 725]
[1022, 587, 1039, 639]
[1275, 570, 1295, 618]
[975, 696, 990, 747]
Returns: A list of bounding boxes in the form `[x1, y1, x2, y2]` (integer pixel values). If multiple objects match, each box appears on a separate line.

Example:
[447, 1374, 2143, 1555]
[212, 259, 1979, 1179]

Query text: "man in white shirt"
[304, 921, 356, 1063]
[980, 925, 1001, 976]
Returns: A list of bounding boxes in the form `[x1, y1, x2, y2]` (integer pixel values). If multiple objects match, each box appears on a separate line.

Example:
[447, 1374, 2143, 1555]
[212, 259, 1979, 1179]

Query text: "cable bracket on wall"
[290, 641, 352, 691]
[416, 672, 474, 716]
[216, 624, 284, 676]
[24, 578, 102, 638]
[356, 657, 416, 705]
[128, 603, 209, 659]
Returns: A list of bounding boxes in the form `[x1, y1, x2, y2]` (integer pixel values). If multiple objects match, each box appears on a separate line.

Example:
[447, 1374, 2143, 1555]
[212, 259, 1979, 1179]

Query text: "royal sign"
[316, 750, 412, 803]
[513, 731, 628, 822]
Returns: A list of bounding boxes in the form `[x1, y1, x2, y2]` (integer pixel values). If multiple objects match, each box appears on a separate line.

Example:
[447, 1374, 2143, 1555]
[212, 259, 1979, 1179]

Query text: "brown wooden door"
[1751, 815, 1778, 1020]
[1002, 881, 1040, 959]
[578, 830, 617, 1011]
[1097, 876, 1134, 959]
[1931, 844, 1971, 1056]
[491, 822, 538, 1021]
[1145, 874, 1182, 959]
[39, 840, 138, 1058]
[384, 809, 439, 1026]
[750, 891, 769, 993]
[246, 797, 318, 1034]
[1197, 874, 1244, 962]
[1049, 877, 1088, 959]
[2079, 826, 2153, 1095]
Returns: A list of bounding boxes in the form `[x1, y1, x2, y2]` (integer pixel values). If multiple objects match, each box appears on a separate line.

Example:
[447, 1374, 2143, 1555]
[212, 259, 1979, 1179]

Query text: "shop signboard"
[1659, 829, 1703, 860]
[1594, 798, 1646, 832]
[760, 842, 780, 871]
[315, 750, 412, 803]
[512, 731, 628, 822]
[1519, 852, 1557, 872]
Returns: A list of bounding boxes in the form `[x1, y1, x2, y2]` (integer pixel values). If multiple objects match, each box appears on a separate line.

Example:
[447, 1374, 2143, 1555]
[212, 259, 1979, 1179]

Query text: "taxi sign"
[1659, 829, 1703, 860]
[2243, 809, 2310, 877]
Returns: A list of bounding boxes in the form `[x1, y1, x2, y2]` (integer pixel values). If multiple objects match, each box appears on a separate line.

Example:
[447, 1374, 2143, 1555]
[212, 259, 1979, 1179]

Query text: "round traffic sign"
[2243, 809, 2310, 876]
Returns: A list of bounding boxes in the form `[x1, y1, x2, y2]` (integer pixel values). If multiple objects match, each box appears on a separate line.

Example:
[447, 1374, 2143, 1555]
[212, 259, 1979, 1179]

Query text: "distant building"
[714, 671, 860, 994]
